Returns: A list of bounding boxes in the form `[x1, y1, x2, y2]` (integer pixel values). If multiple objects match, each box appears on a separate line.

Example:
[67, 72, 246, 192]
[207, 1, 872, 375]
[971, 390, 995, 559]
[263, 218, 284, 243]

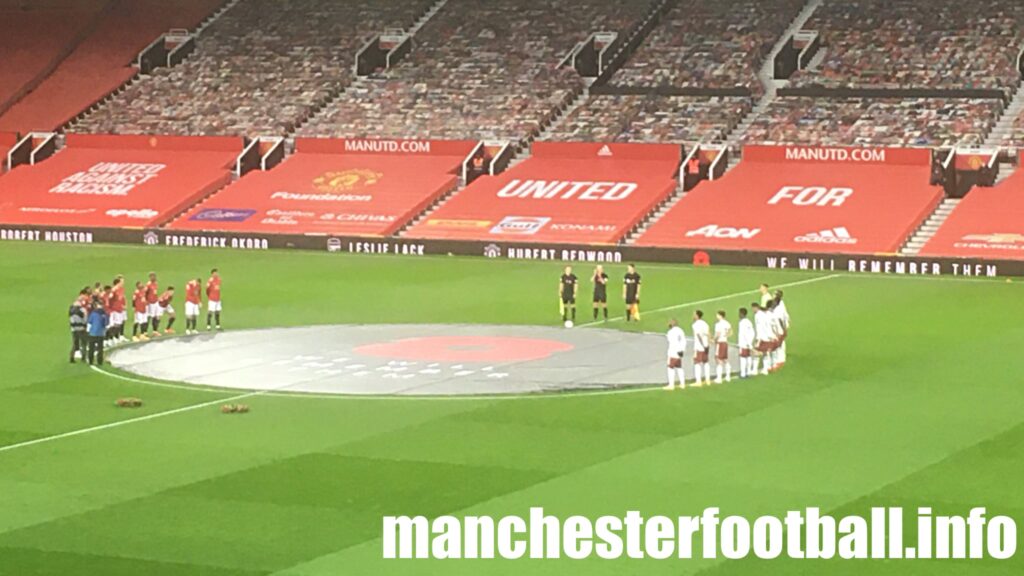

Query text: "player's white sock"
[739, 358, 746, 378]
[715, 365, 723, 383]
[675, 369, 686, 388]
[704, 364, 711, 384]
[693, 363, 702, 384]
[725, 363, 732, 382]
[665, 368, 675, 390]
[752, 357, 760, 375]
[763, 355, 773, 374]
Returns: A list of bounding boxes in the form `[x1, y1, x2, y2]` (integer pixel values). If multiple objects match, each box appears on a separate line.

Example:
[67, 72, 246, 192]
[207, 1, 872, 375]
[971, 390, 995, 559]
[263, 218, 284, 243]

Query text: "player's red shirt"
[111, 284, 126, 312]
[109, 289, 125, 312]
[102, 290, 113, 310]
[145, 280, 159, 304]
[133, 288, 147, 313]
[158, 290, 174, 307]
[206, 276, 221, 301]
[186, 281, 201, 304]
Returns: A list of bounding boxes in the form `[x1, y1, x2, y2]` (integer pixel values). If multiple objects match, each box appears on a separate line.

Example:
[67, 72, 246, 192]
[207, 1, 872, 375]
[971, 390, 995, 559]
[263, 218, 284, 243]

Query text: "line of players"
[70, 269, 223, 364]
[558, 264, 642, 324]
[664, 284, 789, 389]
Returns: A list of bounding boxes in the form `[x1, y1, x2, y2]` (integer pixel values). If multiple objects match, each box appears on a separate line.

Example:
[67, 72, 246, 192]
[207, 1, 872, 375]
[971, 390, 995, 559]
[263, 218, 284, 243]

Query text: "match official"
[592, 265, 609, 321]
[623, 264, 641, 321]
[559, 266, 578, 323]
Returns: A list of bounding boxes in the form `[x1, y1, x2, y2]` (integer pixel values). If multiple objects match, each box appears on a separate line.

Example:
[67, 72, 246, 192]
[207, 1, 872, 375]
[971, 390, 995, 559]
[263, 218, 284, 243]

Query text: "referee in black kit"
[559, 265, 578, 324]
[592, 264, 609, 321]
[623, 264, 641, 322]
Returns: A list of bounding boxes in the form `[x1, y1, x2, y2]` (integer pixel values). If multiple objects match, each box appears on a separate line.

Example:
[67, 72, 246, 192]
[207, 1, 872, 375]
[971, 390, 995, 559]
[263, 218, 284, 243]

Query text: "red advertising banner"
[295, 137, 478, 158]
[65, 133, 243, 152]
[636, 150, 942, 254]
[169, 151, 466, 237]
[405, 143, 680, 244]
[531, 141, 682, 163]
[921, 155, 1024, 260]
[0, 138, 239, 228]
[742, 145, 931, 166]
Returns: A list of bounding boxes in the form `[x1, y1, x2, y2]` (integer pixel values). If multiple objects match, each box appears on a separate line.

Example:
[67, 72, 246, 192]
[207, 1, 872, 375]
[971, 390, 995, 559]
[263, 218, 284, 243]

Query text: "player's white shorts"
[146, 303, 159, 317]
[135, 312, 148, 324]
[108, 311, 126, 327]
[208, 300, 222, 312]
[185, 302, 201, 317]
[156, 304, 174, 317]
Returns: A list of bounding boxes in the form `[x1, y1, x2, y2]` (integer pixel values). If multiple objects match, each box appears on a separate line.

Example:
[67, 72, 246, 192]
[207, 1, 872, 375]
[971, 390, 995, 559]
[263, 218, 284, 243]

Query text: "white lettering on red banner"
[496, 180, 636, 201]
[270, 191, 372, 202]
[49, 162, 166, 196]
[343, 139, 431, 154]
[768, 186, 853, 207]
[784, 147, 886, 163]
[686, 224, 761, 239]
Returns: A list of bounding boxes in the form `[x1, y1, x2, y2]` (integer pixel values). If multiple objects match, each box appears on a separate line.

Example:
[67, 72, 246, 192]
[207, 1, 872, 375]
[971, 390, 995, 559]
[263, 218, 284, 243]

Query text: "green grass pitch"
[0, 242, 1021, 575]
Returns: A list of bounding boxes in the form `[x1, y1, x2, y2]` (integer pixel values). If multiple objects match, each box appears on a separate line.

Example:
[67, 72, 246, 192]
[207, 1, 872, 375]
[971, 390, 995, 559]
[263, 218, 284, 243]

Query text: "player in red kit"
[145, 272, 161, 336]
[108, 277, 127, 344]
[157, 287, 177, 335]
[101, 285, 114, 346]
[132, 281, 149, 342]
[206, 268, 222, 330]
[184, 278, 202, 335]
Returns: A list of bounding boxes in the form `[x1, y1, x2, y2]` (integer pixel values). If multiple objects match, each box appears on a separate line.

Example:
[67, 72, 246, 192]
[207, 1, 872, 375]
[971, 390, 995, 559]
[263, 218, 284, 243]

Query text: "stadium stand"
[790, 0, 1024, 94]
[920, 153, 1024, 260]
[0, 0, 107, 116]
[1004, 111, 1024, 148]
[0, 134, 240, 228]
[0, 0, 225, 133]
[612, 0, 805, 94]
[743, 97, 1004, 147]
[169, 138, 476, 237]
[1, 132, 17, 172]
[299, 0, 656, 143]
[542, 95, 751, 144]
[74, 0, 434, 137]
[635, 145, 944, 254]
[405, 142, 679, 244]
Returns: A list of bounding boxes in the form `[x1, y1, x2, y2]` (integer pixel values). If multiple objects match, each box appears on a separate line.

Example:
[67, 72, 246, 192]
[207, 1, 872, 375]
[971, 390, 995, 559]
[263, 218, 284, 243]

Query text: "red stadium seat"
[0, 2, 104, 113]
[0, 0, 224, 133]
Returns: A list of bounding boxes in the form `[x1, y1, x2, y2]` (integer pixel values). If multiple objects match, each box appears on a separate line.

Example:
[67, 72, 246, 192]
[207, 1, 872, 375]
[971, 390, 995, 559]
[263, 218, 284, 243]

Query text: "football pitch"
[0, 242, 1021, 575]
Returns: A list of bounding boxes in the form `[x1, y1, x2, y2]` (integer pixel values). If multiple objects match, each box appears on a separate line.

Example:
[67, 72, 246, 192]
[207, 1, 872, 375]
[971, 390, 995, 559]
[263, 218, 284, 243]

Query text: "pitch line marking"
[578, 273, 841, 327]
[0, 388, 263, 455]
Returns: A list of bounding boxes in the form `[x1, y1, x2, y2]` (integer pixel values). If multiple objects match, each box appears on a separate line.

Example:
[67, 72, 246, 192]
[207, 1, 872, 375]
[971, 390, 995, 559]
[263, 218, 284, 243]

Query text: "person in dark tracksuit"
[69, 303, 87, 363]
[87, 303, 109, 366]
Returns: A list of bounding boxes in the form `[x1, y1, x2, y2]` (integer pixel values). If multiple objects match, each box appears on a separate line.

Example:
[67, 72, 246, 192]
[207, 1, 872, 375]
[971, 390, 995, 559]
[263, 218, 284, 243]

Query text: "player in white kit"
[713, 310, 732, 384]
[736, 307, 755, 378]
[664, 319, 687, 390]
[691, 310, 711, 386]
[772, 290, 790, 369]
[753, 302, 776, 375]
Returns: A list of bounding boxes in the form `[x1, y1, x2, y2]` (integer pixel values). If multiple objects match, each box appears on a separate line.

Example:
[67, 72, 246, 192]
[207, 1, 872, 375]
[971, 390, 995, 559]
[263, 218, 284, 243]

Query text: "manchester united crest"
[312, 169, 383, 192]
